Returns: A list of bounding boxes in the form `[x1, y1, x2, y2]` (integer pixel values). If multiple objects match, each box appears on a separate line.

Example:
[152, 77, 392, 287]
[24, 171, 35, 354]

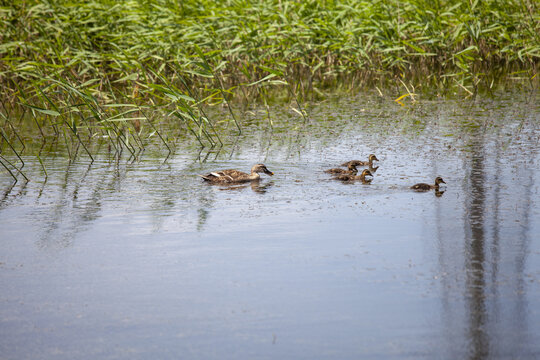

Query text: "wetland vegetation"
[1, 0, 539, 182]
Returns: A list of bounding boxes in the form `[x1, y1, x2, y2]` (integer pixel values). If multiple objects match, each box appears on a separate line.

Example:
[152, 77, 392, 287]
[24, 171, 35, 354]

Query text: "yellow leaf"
[395, 93, 410, 102]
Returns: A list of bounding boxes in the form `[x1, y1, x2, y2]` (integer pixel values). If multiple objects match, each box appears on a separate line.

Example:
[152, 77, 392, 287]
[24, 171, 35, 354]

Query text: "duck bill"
[264, 170, 274, 176]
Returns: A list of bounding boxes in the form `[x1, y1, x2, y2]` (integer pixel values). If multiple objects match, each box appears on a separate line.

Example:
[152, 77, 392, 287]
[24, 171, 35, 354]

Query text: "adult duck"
[198, 164, 274, 184]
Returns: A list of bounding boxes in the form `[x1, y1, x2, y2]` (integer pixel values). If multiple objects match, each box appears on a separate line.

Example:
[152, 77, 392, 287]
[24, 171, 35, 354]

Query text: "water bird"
[410, 176, 446, 191]
[341, 154, 379, 167]
[324, 163, 358, 174]
[198, 164, 274, 184]
[333, 169, 373, 183]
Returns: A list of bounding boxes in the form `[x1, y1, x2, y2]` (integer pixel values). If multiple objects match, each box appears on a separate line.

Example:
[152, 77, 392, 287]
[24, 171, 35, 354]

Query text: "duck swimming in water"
[411, 176, 446, 191]
[341, 154, 379, 168]
[198, 164, 274, 184]
[324, 163, 358, 175]
[333, 169, 373, 184]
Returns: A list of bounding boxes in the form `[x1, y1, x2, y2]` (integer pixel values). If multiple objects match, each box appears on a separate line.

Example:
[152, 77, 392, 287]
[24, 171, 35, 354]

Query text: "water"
[1, 91, 540, 359]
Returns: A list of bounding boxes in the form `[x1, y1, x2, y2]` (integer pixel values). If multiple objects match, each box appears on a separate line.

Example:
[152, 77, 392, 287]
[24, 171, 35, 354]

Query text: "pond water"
[1, 90, 540, 359]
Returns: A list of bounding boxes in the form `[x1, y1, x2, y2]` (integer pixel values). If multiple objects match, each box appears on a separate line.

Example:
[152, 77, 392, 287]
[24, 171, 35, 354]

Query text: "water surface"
[1, 91, 540, 359]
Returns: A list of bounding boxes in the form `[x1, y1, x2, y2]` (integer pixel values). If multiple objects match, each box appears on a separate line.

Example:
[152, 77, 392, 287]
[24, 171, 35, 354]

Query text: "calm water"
[1, 91, 540, 359]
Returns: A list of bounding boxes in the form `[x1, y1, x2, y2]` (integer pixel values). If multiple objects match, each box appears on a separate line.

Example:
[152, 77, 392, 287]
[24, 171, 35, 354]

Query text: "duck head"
[361, 169, 373, 180]
[252, 164, 274, 176]
[368, 154, 379, 163]
[435, 176, 446, 185]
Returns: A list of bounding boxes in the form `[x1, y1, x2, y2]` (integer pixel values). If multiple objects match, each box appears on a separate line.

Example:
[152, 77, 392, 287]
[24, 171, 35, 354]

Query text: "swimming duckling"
[324, 163, 358, 174]
[333, 169, 373, 184]
[198, 164, 274, 184]
[341, 154, 379, 167]
[411, 176, 446, 191]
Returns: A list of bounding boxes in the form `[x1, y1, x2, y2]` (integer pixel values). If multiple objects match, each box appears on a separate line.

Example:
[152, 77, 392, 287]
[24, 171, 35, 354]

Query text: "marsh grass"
[0, 0, 539, 181]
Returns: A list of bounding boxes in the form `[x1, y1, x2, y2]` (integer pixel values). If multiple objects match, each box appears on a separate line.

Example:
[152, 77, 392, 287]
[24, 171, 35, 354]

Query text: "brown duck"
[341, 154, 379, 167]
[198, 164, 274, 184]
[411, 176, 446, 191]
[333, 169, 373, 183]
[324, 163, 358, 174]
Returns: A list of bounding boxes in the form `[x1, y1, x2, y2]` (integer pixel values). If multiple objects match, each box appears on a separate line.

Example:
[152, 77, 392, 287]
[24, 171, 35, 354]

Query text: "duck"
[411, 176, 446, 191]
[198, 164, 274, 184]
[324, 163, 358, 174]
[333, 169, 373, 183]
[341, 154, 379, 167]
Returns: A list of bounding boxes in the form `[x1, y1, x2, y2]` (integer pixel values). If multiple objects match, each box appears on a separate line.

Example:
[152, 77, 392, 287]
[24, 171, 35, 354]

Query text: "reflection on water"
[436, 110, 540, 359]
[435, 189, 445, 197]
[1, 92, 539, 359]
[465, 131, 489, 359]
[213, 180, 275, 194]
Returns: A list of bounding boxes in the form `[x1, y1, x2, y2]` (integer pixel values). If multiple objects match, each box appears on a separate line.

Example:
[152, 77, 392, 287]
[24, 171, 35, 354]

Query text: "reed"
[0, 0, 538, 179]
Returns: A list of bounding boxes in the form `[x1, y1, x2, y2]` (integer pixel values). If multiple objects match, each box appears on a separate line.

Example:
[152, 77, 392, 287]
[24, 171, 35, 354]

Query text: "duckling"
[334, 169, 373, 183]
[198, 164, 274, 184]
[411, 176, 446, 191]
[341, 154, 379, 167]
[324, 163, 358, 174]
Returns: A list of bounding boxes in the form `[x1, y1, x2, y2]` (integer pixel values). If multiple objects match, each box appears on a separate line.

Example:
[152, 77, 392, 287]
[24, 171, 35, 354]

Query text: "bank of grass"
[0, 0, 539, 179]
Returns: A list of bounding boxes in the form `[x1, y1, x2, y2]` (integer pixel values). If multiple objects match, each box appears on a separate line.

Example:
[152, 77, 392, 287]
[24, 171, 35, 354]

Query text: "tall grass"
[0, 0, 538, 180]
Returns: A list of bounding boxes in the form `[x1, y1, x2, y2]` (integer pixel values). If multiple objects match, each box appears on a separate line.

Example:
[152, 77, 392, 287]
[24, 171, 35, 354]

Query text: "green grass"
[0, 0, 539, 180]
